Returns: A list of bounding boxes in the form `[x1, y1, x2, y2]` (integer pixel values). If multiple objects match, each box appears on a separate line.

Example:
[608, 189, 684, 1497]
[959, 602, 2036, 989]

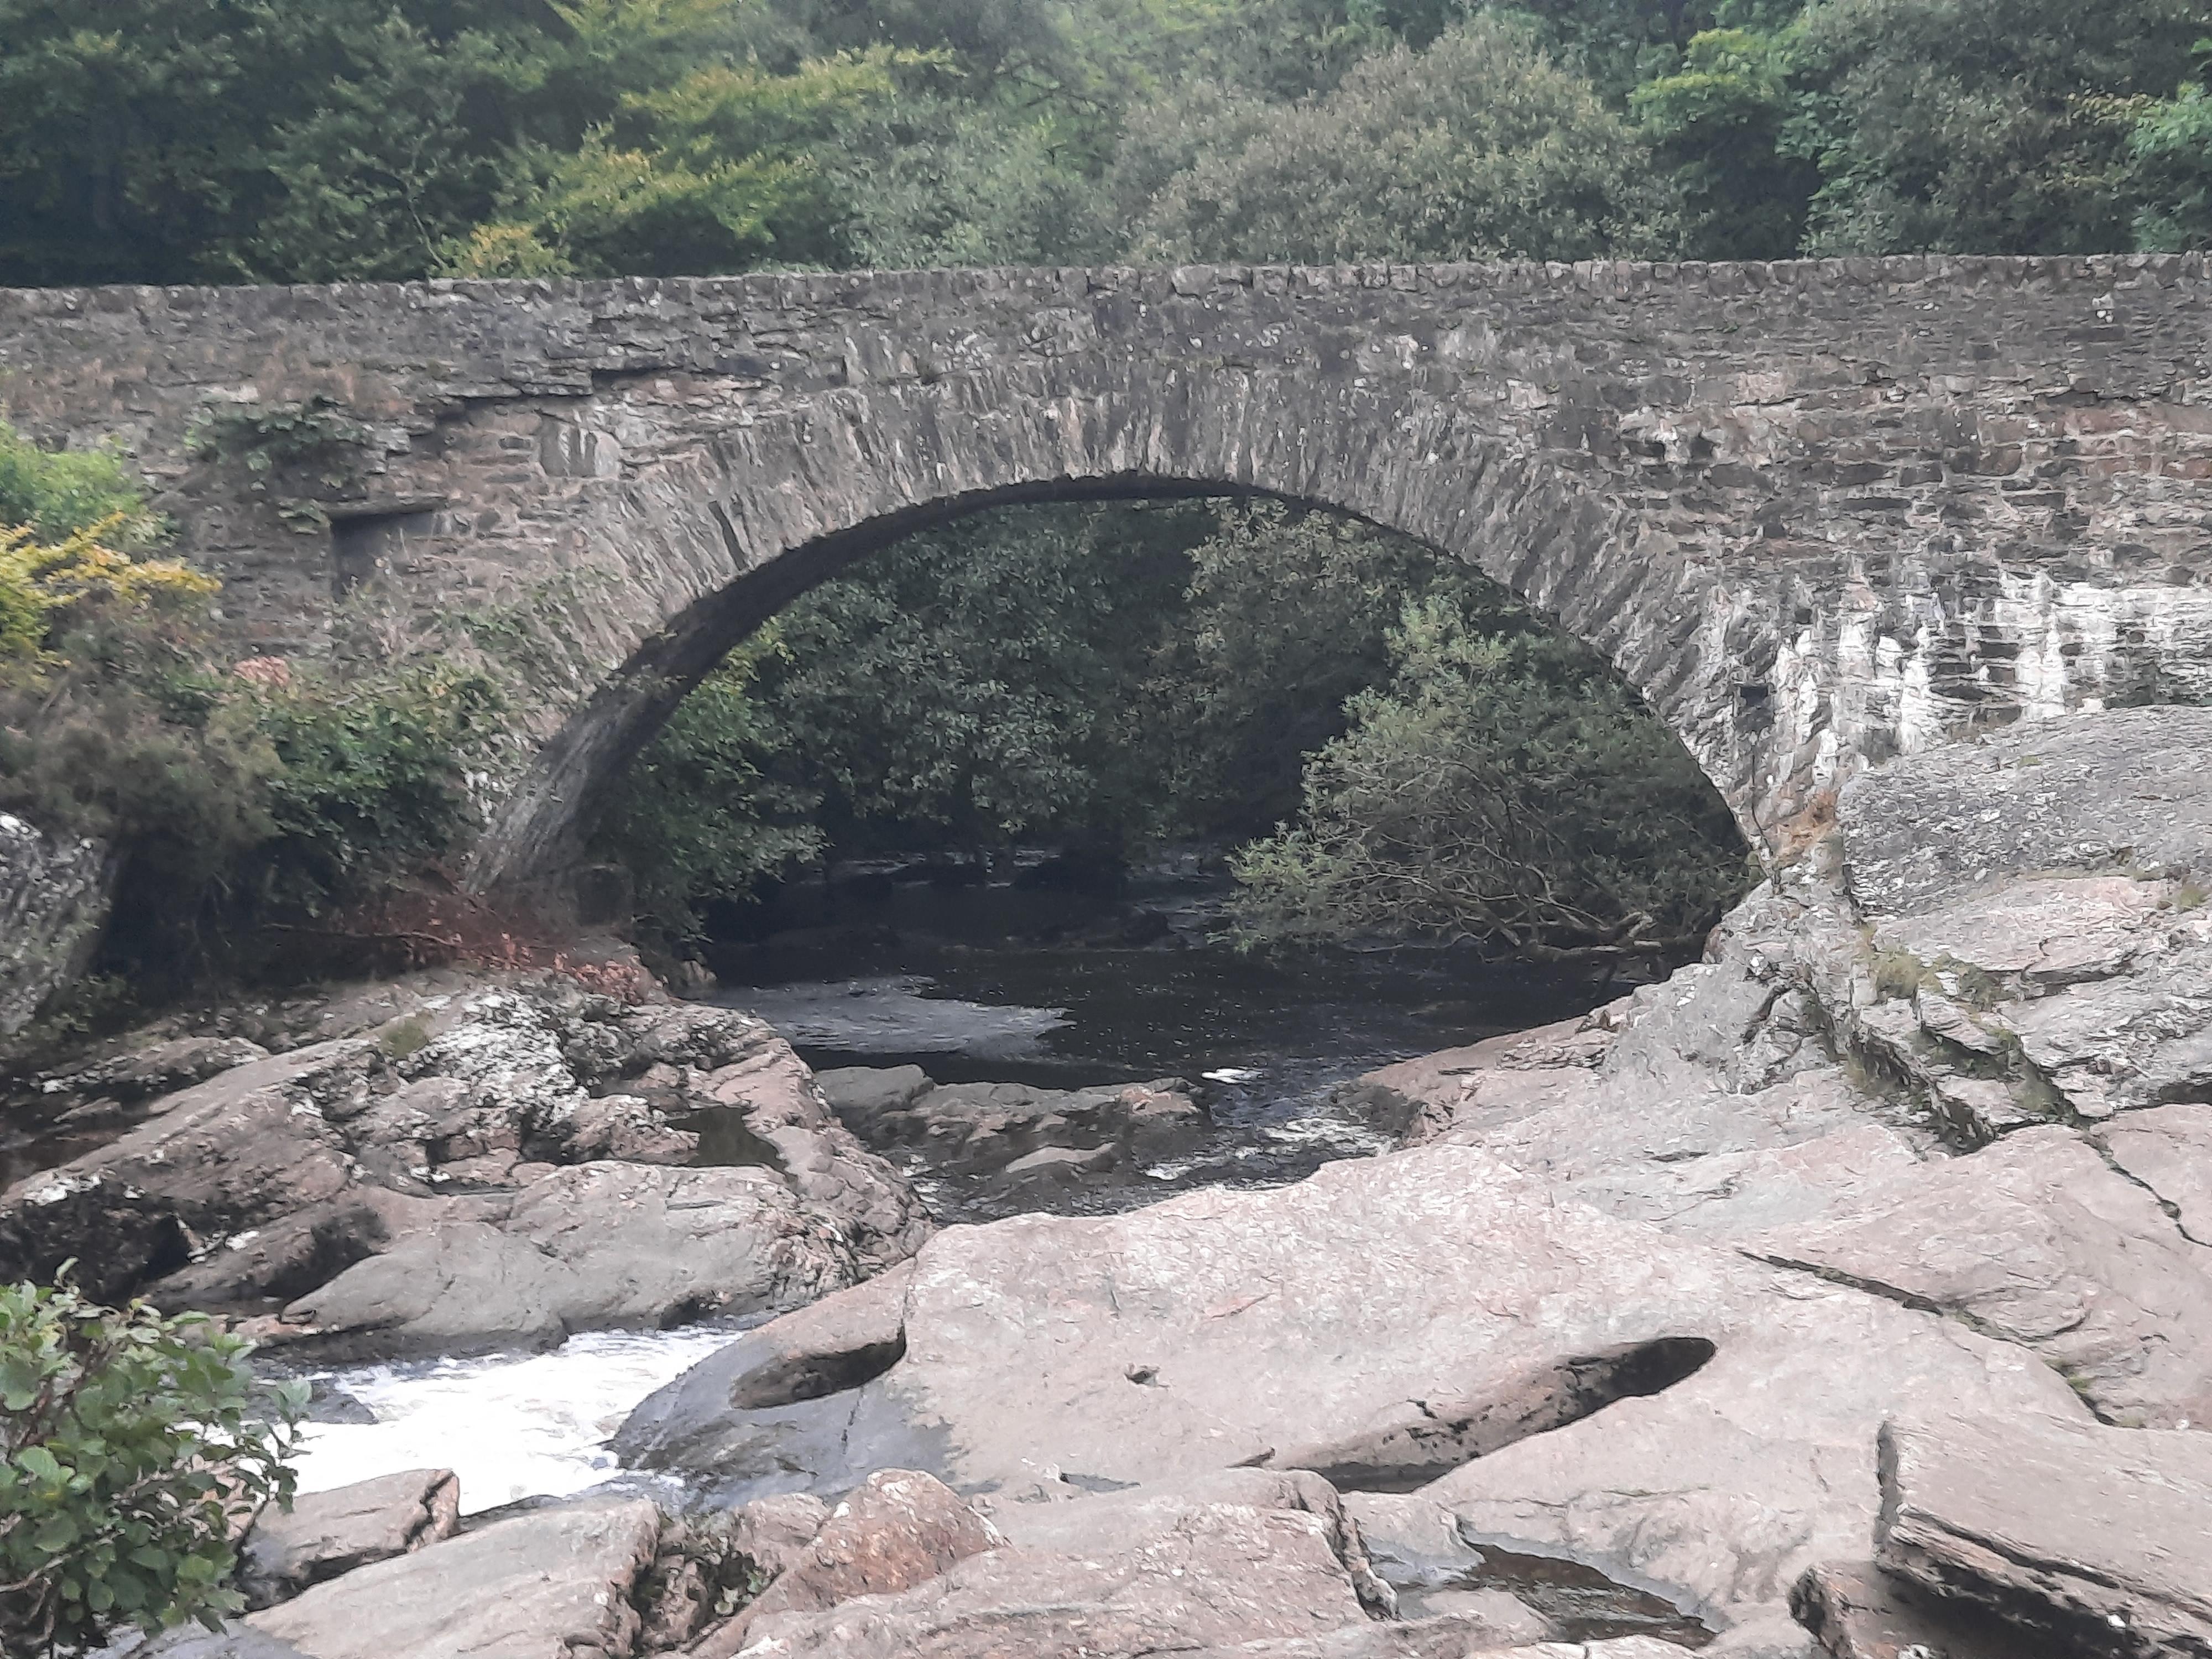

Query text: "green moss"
[1870, 947, 1926, 1000]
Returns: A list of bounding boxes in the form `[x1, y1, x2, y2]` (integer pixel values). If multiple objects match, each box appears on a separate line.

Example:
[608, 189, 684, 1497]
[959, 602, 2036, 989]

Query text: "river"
[288, 859, 1616, 1512]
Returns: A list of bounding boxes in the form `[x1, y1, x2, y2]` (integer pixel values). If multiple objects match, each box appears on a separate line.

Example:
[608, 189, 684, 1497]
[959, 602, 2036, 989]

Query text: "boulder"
[239, 1467, 459, 1608]
[691, 1469, 1002, 1657]
[0, 975, 932, 1359]
[1875, 1415, 2212, 1658]
[730, 1501, 1370, 1658]
[727, 1491, 830, 1579]
[248, 1499, 662, 1659]
[814, 1064, 1206, 1217]
[616, 1261, 912, 1472]
[0, 810, 115, 1037]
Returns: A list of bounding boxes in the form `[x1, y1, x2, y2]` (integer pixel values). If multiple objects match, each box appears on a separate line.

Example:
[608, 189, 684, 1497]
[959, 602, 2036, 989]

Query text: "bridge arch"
[475, 363, 1721, 892]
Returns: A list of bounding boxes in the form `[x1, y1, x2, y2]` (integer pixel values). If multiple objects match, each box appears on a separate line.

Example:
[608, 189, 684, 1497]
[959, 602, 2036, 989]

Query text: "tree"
[1230, 596, 1748, 959]
[1141, 505, 1491, 839]
[1788, 0, 2202, 256]
[1633, 23, 1819, 257]
[2129, 41, 2212, 251]
[1128, 15, 1672, 264]
[590, 628, 826, 940]
[0, 1281, 306, 1654]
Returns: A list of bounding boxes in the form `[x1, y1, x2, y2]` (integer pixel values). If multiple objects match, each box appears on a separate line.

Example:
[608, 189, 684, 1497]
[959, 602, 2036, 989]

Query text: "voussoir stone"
[248, 1498, 662, 1659]
[238, 1467, 460, 1609]
[1875, 1415, 2212, 1659]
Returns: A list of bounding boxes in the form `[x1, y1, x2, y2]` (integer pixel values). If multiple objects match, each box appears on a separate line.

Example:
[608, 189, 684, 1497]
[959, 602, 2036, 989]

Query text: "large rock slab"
[248, 1499, 662, 1659]
[730, 1501, 1370, 1658]
[621, 1140, 2087, 1640]
[0, 975, 931, 1359]
[238, 1467, 459, 1608]
[1744, 1125, 2212, 1428]
[1837, 706, 2212, 920]
[1876, 1414, 2212, 1658]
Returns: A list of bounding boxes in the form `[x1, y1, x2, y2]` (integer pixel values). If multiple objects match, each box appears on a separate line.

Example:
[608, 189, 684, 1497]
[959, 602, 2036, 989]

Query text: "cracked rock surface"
[618, 707, 2212, 1658]
[0, 968, 931, 1360]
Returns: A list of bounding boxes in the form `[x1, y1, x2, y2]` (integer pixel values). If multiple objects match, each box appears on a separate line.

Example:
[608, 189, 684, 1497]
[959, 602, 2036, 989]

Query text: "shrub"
[1230, 597, 1752, 962]
[0, 1281, 306, 1655]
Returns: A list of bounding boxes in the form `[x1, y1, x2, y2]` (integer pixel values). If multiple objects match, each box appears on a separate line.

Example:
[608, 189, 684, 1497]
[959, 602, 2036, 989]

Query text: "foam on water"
[290, 1326, 735, 1514]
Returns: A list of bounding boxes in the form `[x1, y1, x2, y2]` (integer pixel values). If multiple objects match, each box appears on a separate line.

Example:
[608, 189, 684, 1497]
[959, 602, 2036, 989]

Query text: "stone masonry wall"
[1, 254, 2208, 891]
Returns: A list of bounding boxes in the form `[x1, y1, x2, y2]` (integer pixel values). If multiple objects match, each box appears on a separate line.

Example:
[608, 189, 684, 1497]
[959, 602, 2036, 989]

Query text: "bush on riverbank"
[0, 425, 503, 1004]
[0, 1281, 305, 1655]
[606, 499, 1754, 963]
[1229, 597, 1753, 960]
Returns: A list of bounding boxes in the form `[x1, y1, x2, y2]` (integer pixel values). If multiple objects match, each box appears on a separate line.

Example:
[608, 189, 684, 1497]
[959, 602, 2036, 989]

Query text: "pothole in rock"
[1399, 1543, 1717, 1648]
[675, 1111, 787, 1170]
[1289, 1336, 1718, 1492]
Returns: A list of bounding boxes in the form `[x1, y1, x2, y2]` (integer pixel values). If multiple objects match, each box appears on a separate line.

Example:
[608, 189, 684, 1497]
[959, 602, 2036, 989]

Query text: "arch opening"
[536, 486, 1752, 982]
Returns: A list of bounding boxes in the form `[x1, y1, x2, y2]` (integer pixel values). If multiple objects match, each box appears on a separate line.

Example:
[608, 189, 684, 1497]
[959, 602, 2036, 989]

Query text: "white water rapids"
[290, 1326, 737, 1514]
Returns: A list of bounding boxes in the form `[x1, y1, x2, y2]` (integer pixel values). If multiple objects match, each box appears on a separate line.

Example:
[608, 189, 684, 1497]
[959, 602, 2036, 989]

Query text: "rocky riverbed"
[15, 705, 2212, 1659]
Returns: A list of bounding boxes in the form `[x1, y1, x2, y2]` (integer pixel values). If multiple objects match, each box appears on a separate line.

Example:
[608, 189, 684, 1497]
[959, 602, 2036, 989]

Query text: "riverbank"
[21, 706, 2212, 1659]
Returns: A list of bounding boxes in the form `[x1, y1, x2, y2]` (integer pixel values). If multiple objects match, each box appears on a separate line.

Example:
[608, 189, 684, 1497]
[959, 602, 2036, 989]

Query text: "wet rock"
[728, 1499, 1370, 1658]
[1743, 1125, 2212, 1428]
[248, 1498, 662, 1659]
[1789, 1561, 2059, 1659]
[0, 973, 931, 1358]
[1875, 1415, 2212, 1659]
[0, 810, 116, 1037]
[239, 1468, 460, 1608]
[691, 1469, 1002, 1657]
[815, 1063, 1206, 1214]
[616, 1260, 911, 1472]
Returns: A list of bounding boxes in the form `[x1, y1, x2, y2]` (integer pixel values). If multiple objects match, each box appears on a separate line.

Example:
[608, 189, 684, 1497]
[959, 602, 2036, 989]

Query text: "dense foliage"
[10, 0, 2197, 962]
[0, 1281, 305, 1654]
[0, 425, 500, 994]
[2, 0, 2201, 289]
[1230, 599, 1750, 957]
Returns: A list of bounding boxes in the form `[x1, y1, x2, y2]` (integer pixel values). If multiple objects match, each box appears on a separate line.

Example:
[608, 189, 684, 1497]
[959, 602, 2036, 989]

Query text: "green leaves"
[1230, 593, 1752, 958]
[0, 1280, 305, 1654]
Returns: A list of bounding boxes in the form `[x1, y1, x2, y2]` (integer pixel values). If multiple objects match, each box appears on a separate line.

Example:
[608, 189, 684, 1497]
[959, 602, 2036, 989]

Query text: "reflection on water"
[707, 860, 1609, 1211]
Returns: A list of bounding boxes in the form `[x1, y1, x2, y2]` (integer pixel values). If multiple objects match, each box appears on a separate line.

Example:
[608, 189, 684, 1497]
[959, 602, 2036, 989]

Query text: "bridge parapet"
[3, 254, 2208, 889]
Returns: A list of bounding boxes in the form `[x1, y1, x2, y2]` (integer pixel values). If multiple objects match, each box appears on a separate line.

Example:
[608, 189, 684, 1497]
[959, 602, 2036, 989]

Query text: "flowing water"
[289, 860, 1620, 1511]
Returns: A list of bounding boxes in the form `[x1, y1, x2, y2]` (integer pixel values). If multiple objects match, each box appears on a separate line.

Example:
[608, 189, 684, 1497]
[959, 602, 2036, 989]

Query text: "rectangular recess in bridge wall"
[328, 505, 441, 597]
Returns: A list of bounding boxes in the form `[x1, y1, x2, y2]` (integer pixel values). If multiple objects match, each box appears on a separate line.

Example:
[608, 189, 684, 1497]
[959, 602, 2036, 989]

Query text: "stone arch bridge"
[4, 254, 2210, 902]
